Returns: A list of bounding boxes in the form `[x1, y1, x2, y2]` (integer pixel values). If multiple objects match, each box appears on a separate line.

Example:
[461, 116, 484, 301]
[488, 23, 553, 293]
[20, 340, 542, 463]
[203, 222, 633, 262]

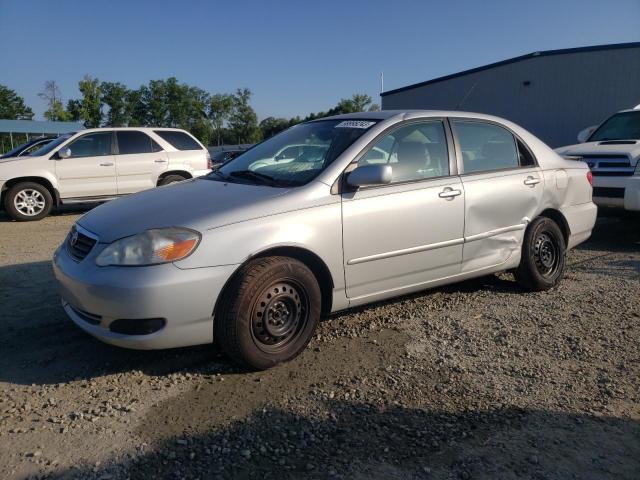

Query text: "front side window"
[154, 130, 202, 151]
[589, 111, 640, 141]
[452, 121, 519, 174]
[358, 121, 449, 183]
[117, 131, 161, 155]
[213, 120, 378, 187]
[67, 132, 113, 158]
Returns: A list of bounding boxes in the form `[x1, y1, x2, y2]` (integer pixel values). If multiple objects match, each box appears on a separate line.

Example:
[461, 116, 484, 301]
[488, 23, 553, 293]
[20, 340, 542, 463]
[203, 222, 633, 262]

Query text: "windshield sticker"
[335, 120, 376, 129]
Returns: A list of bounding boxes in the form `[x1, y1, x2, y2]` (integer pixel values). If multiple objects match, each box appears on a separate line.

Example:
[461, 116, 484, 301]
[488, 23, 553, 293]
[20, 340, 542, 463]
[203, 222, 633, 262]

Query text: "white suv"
[556, 107, 640, 212]
[0, 127, 211, 221]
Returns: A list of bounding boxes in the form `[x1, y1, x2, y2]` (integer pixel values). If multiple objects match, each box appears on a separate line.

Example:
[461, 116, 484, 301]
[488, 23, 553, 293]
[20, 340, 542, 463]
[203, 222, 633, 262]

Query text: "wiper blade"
[228, 170, 280, 186]
[207, 169, 230, 181]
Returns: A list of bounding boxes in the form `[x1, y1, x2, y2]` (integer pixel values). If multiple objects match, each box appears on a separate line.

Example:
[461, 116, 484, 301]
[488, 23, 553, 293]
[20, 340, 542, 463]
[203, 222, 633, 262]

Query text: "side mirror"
[347, 164, 392, 187]
[577, 126, 597, 143]
[57, 147, 72, 159]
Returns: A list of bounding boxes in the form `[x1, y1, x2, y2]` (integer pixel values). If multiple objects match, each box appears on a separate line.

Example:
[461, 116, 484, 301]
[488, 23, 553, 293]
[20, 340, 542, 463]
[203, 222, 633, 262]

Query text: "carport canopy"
[0, 119, 83, 149]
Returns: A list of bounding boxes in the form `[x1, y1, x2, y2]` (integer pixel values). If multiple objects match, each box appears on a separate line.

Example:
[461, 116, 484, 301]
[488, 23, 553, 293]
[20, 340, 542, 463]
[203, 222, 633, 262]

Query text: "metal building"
[381, 42, 640, 147]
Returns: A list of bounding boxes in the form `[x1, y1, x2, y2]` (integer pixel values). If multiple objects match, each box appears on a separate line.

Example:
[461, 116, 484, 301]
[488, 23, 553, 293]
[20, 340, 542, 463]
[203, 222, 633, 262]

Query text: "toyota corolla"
[53, 111, 597, 369]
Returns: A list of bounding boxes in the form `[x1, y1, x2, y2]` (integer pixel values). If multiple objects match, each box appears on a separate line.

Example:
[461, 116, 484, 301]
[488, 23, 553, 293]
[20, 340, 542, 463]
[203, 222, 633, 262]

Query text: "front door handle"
[439, 187, 462, 200]
[99, 162, 114, 167]
[154, 159, 167, 163]
[524, 176, 541, 187]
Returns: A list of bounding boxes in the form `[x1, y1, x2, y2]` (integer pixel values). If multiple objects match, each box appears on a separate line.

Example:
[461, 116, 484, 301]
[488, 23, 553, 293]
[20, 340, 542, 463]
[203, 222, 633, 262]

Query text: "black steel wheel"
[515, 216, 566, 291]
[215, 256, 321, 370]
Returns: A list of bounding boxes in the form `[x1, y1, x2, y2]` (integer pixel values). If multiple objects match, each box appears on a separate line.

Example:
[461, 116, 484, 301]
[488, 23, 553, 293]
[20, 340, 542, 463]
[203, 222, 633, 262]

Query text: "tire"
[159, 174, 187, 186]
[4, 182, 53, 221]
[514, 216, 566, 291]
[215, 256, 321, 370]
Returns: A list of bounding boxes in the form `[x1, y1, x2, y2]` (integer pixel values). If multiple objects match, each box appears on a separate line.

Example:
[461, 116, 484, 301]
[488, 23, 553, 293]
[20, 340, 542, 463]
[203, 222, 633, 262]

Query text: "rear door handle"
[524, 176, 541, 187]
[99, 162, 114, 167]
[154, 159, 167, 163]
[439, 187, 462, 200]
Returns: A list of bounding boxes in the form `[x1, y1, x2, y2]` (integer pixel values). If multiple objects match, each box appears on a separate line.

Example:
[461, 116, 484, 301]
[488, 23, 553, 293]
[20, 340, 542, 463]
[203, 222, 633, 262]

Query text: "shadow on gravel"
[48, 402, 640, 480]
[576, 212, 640, 254]
[0, 204, 99, 222]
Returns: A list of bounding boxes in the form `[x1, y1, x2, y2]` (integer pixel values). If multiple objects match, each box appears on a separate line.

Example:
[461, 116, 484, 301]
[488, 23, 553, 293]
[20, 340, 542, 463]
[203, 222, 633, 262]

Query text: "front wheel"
[514, 216, 566, 291]
[215, 256, 321, 370]
[4, 182, 53, 221]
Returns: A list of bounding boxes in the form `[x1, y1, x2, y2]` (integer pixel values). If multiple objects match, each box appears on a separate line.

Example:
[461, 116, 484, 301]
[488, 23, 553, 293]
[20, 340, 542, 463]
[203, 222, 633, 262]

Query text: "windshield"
[589, 112, 640, 141]
[211, 120, 377, 187]
[28, 133, 74, 157]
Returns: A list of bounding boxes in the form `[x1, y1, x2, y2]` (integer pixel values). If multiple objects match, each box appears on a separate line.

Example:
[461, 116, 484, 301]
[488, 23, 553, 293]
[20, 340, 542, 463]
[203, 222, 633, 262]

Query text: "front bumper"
[52, 243, 238, 349]
[592, 175, 640, 211]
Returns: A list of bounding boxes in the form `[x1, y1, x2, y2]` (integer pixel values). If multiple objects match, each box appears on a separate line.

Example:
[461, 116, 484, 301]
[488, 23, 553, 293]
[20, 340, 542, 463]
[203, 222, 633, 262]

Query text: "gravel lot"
[0, 208, 638, 479]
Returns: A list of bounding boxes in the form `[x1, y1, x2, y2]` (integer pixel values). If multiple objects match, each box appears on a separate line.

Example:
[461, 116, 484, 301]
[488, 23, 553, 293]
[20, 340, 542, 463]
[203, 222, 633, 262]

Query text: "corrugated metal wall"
[381, 47, 640, 147]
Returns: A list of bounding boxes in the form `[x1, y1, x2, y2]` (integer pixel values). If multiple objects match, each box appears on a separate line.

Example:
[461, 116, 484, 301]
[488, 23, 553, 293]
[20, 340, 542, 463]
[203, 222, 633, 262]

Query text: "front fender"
[174, 201, 344, 292]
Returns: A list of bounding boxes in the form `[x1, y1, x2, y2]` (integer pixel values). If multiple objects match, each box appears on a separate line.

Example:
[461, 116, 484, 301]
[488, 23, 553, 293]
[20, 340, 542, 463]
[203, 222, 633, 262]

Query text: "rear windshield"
[154, 130, 202, 150]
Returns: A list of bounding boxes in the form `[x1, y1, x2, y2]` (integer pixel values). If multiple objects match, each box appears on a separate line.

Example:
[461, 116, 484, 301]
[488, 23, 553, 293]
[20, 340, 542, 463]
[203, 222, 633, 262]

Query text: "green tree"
[229, 88, 261, 144]
[78, 75, 102, 128]
[65, 99, 82, 121]
[145, 79, 168, 126]
[101, 81, 130, 126]
[39, 80, 70, 121]
[0, 84, 34, 120]
[125, 87, 148, 126]
[259, 116, 292, 139]
[209, 93, 234, 146]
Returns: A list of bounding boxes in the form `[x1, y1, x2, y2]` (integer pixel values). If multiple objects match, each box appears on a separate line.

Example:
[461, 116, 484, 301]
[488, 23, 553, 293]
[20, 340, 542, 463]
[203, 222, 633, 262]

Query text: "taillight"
[206, 152, 213, 170]
[586, 170, 593, 186]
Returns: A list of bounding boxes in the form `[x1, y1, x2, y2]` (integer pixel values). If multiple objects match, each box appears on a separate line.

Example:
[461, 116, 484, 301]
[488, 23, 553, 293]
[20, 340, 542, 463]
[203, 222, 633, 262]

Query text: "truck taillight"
[586, 170, 593, 186]
[206, 152, 213, 170]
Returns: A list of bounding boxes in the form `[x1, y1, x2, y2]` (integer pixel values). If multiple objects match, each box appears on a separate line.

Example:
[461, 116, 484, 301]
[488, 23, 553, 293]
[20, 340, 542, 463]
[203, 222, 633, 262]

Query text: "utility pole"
[380, 72, 384, 94]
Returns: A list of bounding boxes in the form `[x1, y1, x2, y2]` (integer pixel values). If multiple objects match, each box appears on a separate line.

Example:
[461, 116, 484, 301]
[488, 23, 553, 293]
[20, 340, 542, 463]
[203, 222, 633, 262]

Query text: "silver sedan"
[53, 111, 597, 369]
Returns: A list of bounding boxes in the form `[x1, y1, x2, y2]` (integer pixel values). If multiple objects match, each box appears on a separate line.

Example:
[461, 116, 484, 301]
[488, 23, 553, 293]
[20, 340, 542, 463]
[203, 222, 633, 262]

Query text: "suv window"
[67, 132, 112, 158]
[154, 130, 202, 151]
[117, 131, 162, 155]
[358, 121, 449, 183]
[452, 121, 520, 174]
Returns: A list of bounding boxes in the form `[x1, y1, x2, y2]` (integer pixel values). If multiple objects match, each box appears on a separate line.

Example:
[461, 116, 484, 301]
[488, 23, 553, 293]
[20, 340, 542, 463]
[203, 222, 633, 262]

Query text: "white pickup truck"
[0, 127, 211, 221]
[556, 107, 640, 211]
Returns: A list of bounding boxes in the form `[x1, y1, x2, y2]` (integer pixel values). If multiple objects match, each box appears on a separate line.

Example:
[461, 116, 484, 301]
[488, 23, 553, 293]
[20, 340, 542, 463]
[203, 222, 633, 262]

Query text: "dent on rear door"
[461, 168, 543, 272]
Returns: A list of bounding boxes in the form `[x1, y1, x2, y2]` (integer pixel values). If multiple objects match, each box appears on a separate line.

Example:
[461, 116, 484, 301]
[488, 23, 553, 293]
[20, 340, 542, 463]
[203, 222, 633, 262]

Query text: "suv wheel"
[215, 256, 321, 370]
[4, 182, 53, 221]
[515, 216, 566, 291]
[159, 174, 187, 186]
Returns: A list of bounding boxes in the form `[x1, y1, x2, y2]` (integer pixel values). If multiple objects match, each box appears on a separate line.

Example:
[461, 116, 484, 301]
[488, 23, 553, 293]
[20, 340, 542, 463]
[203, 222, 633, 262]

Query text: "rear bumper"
[52, 243, 238, 349]
[592, 176, 640, 211]
[561, 202, 597, 250]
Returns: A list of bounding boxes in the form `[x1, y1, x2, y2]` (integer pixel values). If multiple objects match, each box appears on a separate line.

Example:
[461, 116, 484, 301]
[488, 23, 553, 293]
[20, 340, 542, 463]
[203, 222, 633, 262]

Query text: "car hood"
[77, 178, 293, 243]
[555, 141, 640, 163]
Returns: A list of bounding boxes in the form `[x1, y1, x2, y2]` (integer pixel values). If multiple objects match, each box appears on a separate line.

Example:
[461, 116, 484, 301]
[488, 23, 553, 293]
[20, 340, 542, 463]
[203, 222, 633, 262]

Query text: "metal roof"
[381, 41, 640, 97]
[0, 119, 83, 134]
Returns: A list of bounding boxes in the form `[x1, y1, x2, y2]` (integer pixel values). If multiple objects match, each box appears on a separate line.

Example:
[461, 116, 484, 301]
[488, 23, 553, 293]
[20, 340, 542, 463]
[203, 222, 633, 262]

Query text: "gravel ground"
[0, 207, 638, 480]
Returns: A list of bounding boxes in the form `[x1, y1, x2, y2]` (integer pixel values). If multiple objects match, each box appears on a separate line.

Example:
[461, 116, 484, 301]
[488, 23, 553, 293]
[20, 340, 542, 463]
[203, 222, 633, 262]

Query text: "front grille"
[582, 155, 636, 177]
[66, 226, 97, 261]
[593, 187, 625, 199]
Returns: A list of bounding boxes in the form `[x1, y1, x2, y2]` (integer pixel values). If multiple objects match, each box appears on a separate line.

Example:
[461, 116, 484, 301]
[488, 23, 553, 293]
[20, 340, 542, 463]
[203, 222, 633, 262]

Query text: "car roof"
[77, 127, 192, 134]
[311, 109, 518, 123]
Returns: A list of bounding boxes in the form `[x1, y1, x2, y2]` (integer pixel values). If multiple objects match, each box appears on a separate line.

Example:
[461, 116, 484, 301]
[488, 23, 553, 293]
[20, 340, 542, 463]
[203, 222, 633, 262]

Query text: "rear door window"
[117, 131, 162, 155]
[452, 121, 520, 174]
[153, 130, 202, 150]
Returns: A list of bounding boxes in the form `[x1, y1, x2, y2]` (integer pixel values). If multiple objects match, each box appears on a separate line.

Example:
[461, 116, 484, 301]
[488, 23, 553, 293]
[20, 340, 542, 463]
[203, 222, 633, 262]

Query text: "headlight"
[96, 228, 200, 266]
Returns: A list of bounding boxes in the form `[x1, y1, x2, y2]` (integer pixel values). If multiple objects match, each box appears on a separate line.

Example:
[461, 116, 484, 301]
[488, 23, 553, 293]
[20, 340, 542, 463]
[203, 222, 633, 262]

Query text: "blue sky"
[1, 0, 639, 121]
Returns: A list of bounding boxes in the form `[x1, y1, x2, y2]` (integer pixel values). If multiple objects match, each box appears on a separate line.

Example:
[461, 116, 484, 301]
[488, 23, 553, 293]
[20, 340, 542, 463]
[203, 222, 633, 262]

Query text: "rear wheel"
[515, 216, 566, 291]
[4, 182, 53, 221]
[215, 256, 321, 370]
[158, 174, 187, 186]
